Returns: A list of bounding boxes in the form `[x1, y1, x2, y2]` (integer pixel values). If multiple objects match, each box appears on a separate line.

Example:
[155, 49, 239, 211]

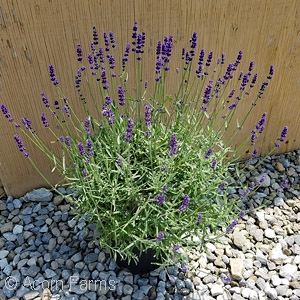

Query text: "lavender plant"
[1, 22, 288, 270]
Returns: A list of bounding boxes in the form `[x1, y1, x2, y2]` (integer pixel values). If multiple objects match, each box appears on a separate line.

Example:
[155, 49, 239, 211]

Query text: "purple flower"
[223, 63, 234, 80]
[76, 44, 83, 61]
[256, 112, 267, 132]
[109, 31, 116, 48]
[101, 68, 109, 90]
[219, 182, 226, 190]
[277, 178, 288, 192]
[205, 148, 213, 159]
[226, 219, 238, 233]
[14, 135, 29, 157]
[155, 194, 165, 206]
[22, 118, 32, 130]
[179, 194, 190, 212]
[228, 90, 235, 98]
[197, 214, 203, 223]
[173, 245, 180, 251]
[125, 118, 134, 142]
[234, 50, 243, 67]
[117, 156, 122, 167]
[252, 148, 258, 158]
[49, 64, 59, 86]
[220, 275, 231, 283]
[92, 26, 98, 45]
[196, 48, 205, 77]
[258, 81, 268, 98]
[211, 159, 217, 169]
[162, 185, 167, 193]
[59, 136, 65, 143]
[108, 54, 115, 70]
[156, 232, 164, 242]
[84, 118, 92, 137]
[1, 104, 14, 122]
[190, 32, 198, 50]
[250, 73, 258, 88]
[41, 112, 49, 128]
[87, 139, 94, 157]
[169, 134, 178, 156]
[202, 80, 213, 104]
[65, 136, 72, 147]
[82, 169, 88, 180]
[144, 104, 152, 126]
[205, 51, 213, 66]
[118, 86, 125, 106]
[277, 126, 288, 142]
[122, 44, 130, 71]
[248, 61, 254, 73]
[228, 103, 237, 110]
[267, 65, 274, 80]
[181, 266, 188, 273]
[162, 165, 168, 173]
[240, 73, 249, 91]
[221, 53, 225, 64]
[78, 142, 86, 156]
[63, 106, 71, 118]
[239, 210, 245, 219]
[240, 181, 255, 199]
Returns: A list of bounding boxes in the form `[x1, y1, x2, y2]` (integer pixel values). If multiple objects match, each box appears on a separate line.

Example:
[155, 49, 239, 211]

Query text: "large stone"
[230, 258, 245, 281]
[232, 231, 251, 251]
[279, 264, 298, 280]
[24, 188, 53, 202]
[269, 243, 288, 264]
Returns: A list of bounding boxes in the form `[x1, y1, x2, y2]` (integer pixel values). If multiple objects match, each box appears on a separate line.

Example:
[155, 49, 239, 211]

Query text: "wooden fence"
[1, 0, 300, 197]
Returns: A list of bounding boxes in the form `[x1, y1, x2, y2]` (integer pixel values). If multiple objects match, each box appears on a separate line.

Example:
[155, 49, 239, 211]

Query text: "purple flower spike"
[82, 169, 88, 180]
[22, 118, 32, 130]
[252, 148, 258, 158]
[84, 118, 92, 137]
[49, 64, 59, 87]
[118, 86, 125, 106]
[78, 142, 86, 156]
[205, 148, 213, 159]
[155, 194, 165, 206]
[169, 133, 178, 156]
[76, 44, 83, 62]
[14, 134, 29, 157]
[197, 214, 203, 223]
[65, 136, 72, 147]
[219, 182, 226, 190]
[92, 26, 99, 45]
[41, 112, 49, 128]
[156, 232, 164, 242]
[173, 245, 180, 251]
[87, 139, 94, 157]
[144, 104, 152, 126]
[248, 61, 254, 73]
[226, 219, 238, 233]
[239, 210, 245, 219]
[1, 104, 14, 122]
[277, 126, 288, 142]
[124, 118, 134, 142]
[211, 159, 217, 169]
[267, 65, 274, 80]
[203, 80, 213, 104]
[179, 194, 190, 212]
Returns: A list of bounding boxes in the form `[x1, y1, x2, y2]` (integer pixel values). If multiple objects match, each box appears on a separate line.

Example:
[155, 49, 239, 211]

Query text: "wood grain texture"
[1, 0, 300, 197]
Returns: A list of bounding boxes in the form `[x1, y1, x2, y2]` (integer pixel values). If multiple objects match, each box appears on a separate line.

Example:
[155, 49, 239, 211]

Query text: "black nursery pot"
[116, 247, 163, 274]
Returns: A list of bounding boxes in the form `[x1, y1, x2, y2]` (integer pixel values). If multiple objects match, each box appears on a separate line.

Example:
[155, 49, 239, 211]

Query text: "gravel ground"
[0, 150, 300, 300]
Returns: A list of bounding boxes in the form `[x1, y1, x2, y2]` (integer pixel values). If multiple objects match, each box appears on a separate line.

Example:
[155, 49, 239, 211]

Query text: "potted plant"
[1, 22, 288, 274]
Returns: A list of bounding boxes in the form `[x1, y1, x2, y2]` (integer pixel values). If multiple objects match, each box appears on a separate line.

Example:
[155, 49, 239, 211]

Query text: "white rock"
[271, 274, 282, 286]
[256, 211, 265, 222]
[242, 287, 252, 298]
[210, 284, 224, 297]
[279, 264, 297, 280]
[230, 258, 245, 280]
[269, 243, 288, 264]
[265, 228, 276, 239]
